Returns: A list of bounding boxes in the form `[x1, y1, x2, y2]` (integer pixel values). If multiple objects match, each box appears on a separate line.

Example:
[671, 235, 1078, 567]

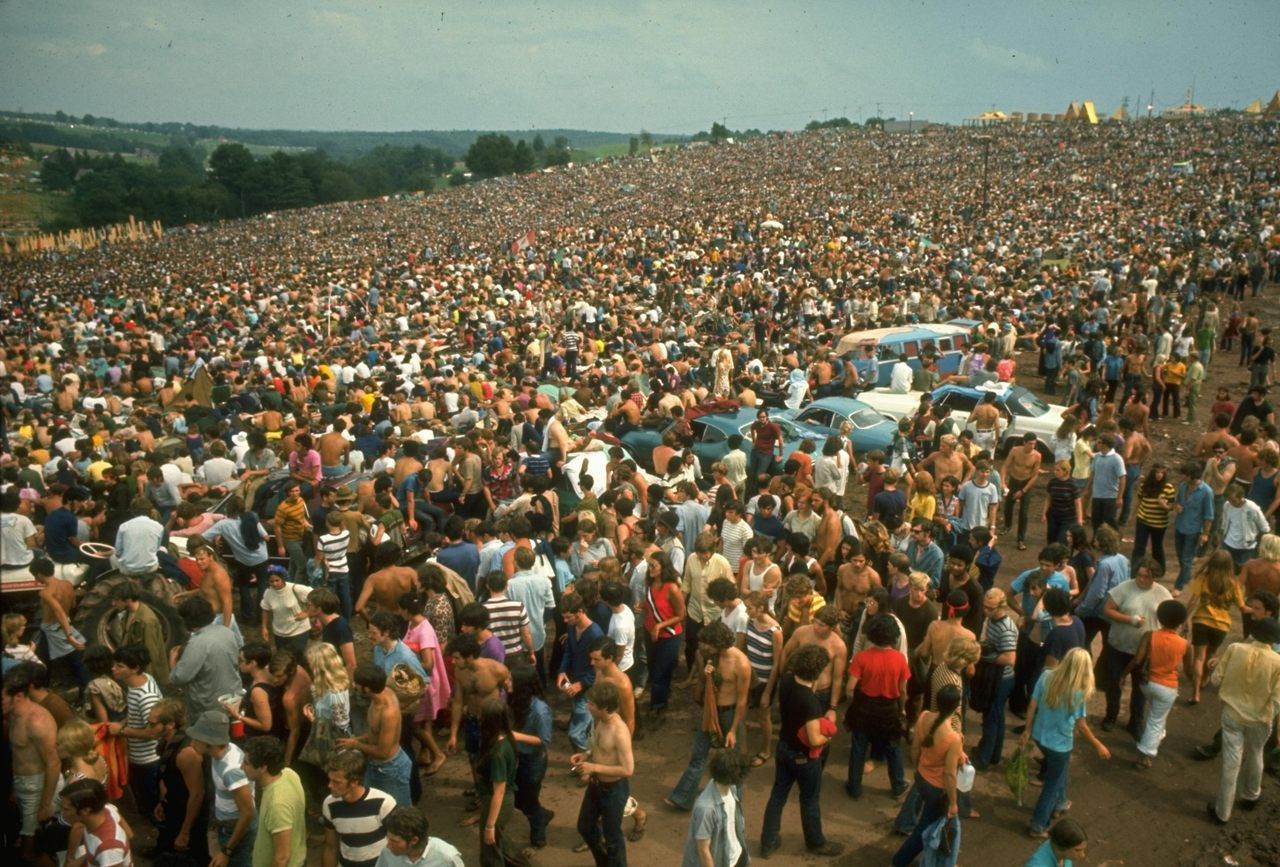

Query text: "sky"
[0, 0, 1274, 134]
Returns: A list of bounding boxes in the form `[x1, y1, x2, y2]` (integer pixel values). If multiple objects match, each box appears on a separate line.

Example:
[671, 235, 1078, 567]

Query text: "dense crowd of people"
[3, 115, 1280, 867]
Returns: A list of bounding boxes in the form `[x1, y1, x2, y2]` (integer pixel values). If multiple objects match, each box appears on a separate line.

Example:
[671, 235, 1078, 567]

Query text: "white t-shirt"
[1, 512, 36, 566]
[607, 605, 636, 672]
[261, 582, 313, 638]
[721, 788, 743, 866]
[720, 601, 750, 638]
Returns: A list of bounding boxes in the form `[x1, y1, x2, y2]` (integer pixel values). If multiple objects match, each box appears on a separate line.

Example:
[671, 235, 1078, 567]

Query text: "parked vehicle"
[833, 323, 974, 386]
[619, 402, 824, 474]
[779, 397, 898, 456]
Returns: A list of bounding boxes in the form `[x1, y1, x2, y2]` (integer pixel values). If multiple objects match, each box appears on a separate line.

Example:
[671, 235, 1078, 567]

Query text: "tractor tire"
[73, 572, 188, 653]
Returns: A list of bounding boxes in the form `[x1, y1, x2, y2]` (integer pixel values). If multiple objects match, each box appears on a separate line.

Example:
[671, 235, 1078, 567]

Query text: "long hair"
[476, 696, 514, 766]
[1194, 550, 1235, 604]
[1139, 465, 1168, 499]
[923, 684, 962, 747]
[306, 642, 350, 694]
[1044, 647, 1094, 711]
[508, 662, 543, 730]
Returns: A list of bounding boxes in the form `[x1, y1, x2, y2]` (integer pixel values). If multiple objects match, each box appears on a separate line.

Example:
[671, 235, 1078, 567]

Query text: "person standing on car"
[747, 410, 784, 499]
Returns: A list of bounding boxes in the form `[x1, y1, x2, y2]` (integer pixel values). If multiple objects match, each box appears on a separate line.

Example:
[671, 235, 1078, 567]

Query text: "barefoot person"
[4, 666, 61, 862]
[586, 638, 647, 843]
[337, 663, 412, 806]
[665, 622, 751, 811]
[573, 681, 635, 867]
[446, 633, 512, 819]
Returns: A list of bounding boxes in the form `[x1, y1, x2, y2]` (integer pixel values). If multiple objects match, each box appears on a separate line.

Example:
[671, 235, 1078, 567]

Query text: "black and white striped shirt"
[125, 674, 162, 765]
[322, 786, 396, 867]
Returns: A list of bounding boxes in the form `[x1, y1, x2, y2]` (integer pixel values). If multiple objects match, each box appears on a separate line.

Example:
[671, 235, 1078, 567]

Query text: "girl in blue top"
[1026, 818, 1089, 866]
[1021, 648, 1111, 837]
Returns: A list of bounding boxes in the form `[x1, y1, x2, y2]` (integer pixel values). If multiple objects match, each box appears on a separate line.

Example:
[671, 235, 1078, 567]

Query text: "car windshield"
[848, 408, 886, 428]
[1008, 388, 1051, 417]
[739, 419, 802, 438]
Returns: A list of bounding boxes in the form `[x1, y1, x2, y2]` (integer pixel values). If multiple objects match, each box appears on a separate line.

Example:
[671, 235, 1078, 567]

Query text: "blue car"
[620, 406, 824, 475]
[781, 397, 899, 457]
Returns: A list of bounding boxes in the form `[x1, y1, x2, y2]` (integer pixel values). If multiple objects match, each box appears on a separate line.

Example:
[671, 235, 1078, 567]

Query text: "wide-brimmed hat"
[187, 710, 231, 746]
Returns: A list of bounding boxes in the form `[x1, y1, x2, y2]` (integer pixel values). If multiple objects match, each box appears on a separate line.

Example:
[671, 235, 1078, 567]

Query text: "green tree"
[81, 113, 96, 126]
[709, 122, 730, 142]
[532, 134, 546, 154]
[512, 139, 535, 173]
[40, 149, 78, 191]
[629, 136, 639, 155]
[640, 130, 653, 148]
[208, 143, 255, 214]
[157, 143, 205, 186]
[448, 170, 467, 187]
[464, 133, 516, 179]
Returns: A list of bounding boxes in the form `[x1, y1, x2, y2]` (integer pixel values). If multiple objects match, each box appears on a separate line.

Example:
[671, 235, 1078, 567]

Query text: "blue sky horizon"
[1, 0, 1274, 136]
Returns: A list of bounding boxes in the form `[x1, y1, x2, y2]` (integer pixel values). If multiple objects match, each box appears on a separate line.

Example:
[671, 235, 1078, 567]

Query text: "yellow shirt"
[908, 492, 936, 522]
[1211, 639, 1280, 727]
[1163, 361, 1187, 385]
[1186, 575, 1244, 632]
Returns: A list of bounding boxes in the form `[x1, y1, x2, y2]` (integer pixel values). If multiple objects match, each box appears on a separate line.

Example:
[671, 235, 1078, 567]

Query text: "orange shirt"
[1148, 629, 1187, 689]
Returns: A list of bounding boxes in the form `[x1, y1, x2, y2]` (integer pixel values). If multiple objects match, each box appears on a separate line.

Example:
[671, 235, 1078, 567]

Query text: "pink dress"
[403, 617, 450, 722]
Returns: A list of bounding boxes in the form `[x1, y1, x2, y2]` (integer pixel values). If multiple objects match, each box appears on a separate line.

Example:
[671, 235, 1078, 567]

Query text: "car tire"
[74, 573, 188, 652]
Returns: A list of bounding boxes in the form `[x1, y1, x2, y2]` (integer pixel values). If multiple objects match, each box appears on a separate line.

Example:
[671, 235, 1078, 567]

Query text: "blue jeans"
[1029, 745, 1072, 832]
[216, 817, 257, 867]
[1225, 544, 1256, 572]
[568, 694, 593, 752]
[577, 776, 629, 867]
[846, 730, 906, 798]
[892, 776, 947, 866]
[761, 738, 827, 850]
[1119, 463, 1141, 523]
[1174, 531, 1199, 589]
[894, 777, 972, 834]
[974, 674, 1015, 768]
[328, 570, 353, 621]
[364, 747, 412, 805]
[746, 449, 778, 497]
[647, 635, 681, 711]
[668, 705, 739, 809]
[515, 748, 551, 847]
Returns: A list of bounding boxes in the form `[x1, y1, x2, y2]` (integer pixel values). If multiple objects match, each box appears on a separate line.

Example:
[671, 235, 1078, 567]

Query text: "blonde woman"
[300, 642, 352, 776]
[906, 471, 936, 525]
[56, 719, 109, 784]
[1021, 648, 1111, 837]
[1183, 550, 1245, 703]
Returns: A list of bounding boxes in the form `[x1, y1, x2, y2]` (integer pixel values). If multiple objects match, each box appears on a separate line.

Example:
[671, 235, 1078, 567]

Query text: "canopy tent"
[1244, 99, 1264, 115]
[1163, 102, 1209, 118]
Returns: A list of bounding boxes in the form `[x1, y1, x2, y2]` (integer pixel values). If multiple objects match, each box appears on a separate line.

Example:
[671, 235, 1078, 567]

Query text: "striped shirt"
[322, 787, 396, 867]
[212, 742, 254, 821]
[319, 529, 351, 573]
[1135, 482, 1176, 529]
[483, 597, 530, 657]
[719, 519, 754, 572]
[125, 674, 162, 765]
[981, 614, 1019, 678]
[745, 620, 779, 684]
[83, 804, 132, 867]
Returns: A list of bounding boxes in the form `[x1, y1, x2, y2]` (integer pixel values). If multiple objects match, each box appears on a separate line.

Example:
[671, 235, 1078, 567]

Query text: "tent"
[1265, 91, 1280, 117]
[175, 366, 214, 408]
[1081, 101, 1099, 124]
[1244, 99, 1264, 115]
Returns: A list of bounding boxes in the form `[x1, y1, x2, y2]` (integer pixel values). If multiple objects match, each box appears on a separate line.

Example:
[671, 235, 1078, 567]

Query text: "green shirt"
[478, 738, 518, 800]
[253, 768, 307, 867]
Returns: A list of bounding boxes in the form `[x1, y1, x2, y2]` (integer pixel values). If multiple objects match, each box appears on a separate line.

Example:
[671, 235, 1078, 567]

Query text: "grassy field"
[572, 140, 683, 161]
[0, 188, 75, 233]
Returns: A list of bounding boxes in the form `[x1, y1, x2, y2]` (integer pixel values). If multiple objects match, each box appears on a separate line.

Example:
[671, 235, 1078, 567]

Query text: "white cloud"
[34, 40, 108, 58]
[969, 36, 1048, 73]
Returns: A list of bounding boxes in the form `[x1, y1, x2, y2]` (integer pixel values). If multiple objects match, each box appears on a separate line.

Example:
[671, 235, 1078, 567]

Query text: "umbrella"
[761, 219, 783, 230]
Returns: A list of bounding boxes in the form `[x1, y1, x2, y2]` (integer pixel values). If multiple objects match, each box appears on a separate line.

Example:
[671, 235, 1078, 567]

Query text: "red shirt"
[751, 420, 784, 454]
[848, 646, 910, 699]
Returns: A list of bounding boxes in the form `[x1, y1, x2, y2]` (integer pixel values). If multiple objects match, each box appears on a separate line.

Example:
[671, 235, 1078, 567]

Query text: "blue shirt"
[1089, 451, 1125, 498]
[1010, 569, 1071, 632]
[1025, 839, 1071, 867]
[1075, 552, 1129, 619]
[202, 517, 271, 567]
[43, 507, 81, 563]
[374, 640, 429, 683]
[507, 571, 555, 652]
[1174, 480, 1214, 535]
[436, 542, 480, 590]
[906, 540, 944, 586]
[1029, 668, 1086, 753]
[516, 697, 552, 757]
[560, 621, 603, 686]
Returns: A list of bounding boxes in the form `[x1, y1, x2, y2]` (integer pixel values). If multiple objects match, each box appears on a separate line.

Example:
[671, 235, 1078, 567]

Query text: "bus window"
[903, 341, 919, 357]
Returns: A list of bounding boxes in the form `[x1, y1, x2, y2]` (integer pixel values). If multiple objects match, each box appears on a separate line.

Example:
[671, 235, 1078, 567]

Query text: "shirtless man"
[588, 637, 649, 839]
[778, 607, 848, 717]
[1196, 413, 1240, 457]
[354, 562, 419, 621]
[393, 442, 425, 489]
[1121, 389, 1150, 434]
[32, 557, 88, 697]
[271, 651, 311, 767]
[834, 539, 882, 640]
[664, 623, 751, 811]
[317, 421, 351, 477]
[446, 632, 512, 794]
[4, 666, 61, 860]
[571, 681, 635, 867]
[1000, 432, 1043, 549]
[337, 663, 412, 804]
[918, 434, 973, 486]
[913, 595, 976, 670]
[812, 491, 844, 590]
[182, 545, 238, 640]
[1118, 418, 1152, 525]
[968, 393, 1004, 457]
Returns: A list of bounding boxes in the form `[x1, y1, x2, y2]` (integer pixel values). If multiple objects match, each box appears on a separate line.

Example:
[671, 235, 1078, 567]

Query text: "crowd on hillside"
[3, 116, 1280, 867]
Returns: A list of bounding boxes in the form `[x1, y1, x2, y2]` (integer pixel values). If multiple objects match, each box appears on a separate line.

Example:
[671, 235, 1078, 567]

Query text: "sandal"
[750, 752, 772, 768]
[1028, 828, 1050, 840]
[573, 842, 590, 854]
[1052, 801, 1073, 819]
[1135, 756, 1153, 770]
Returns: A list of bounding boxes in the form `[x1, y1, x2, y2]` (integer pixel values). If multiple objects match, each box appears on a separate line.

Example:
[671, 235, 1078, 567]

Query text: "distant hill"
[0, 110, 685, 159]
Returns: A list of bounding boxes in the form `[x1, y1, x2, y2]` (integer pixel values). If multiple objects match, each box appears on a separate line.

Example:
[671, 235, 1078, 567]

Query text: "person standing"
[337, 664, 412, 806]
[680, 749, 750, 867]
[1172, 461, 1214, 592]
[573, 682, 635, 867]
[891, 684, 963, 867]
[3, 666, 60, 863]
[375, 807, 464, 867]
[474, 698, 525, 867]
[109, 580, 171, 688]
[759, 644, 844, 859]
[1206, 617, 1280, 824]
[746, 410, 785, 499]
[244, 736, 307, 867]
[844, 614, 911, 801]
[509, 663, 554, 850]
[1088, 435, 1125, 531]
[109, 644, 164, 822]
[973, 588, 1018, 771]
[1123, 600, 1188, 769]
[1021, 649, 1111, 838]
[559, 591, 604, 751]
[169, 597, 243, 723]
[1001, 433, 1043, 550]
[188, 710, 257, 867]
[1099, 557, 1171, 738]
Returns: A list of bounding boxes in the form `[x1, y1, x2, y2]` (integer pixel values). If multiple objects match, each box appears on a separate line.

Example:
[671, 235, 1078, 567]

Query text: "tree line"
[36, 141, 453, 230]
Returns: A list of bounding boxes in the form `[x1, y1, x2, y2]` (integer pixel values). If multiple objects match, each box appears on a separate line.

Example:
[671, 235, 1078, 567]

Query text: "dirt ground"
[402, 312, 1279, 867]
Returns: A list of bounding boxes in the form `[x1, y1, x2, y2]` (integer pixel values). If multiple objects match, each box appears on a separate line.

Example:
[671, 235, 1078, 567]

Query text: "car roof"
[806, 397, 880, 414]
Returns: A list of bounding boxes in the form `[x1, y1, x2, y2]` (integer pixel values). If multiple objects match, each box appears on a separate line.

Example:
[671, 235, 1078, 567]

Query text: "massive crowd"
[2, 115, 1280, 867]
